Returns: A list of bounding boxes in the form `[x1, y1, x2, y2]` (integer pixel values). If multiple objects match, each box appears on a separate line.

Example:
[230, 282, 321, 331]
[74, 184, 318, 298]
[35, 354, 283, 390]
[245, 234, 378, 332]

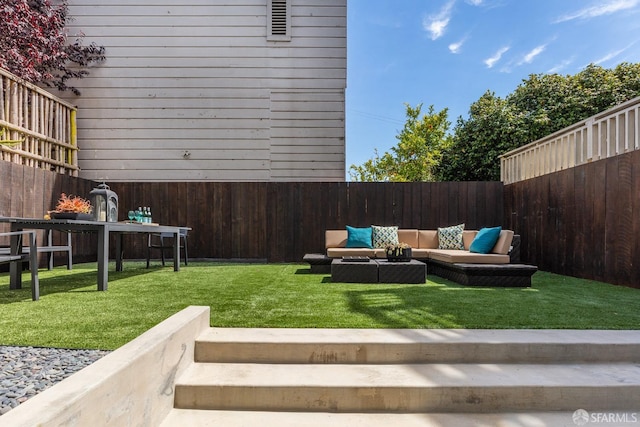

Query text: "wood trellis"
[0, 68, 78, 176]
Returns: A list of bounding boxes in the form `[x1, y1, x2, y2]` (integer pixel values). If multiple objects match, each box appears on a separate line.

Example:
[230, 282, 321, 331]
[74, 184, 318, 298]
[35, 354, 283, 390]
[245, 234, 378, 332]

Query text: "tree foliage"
[349, 103, 452, 181]
[0, 0, 105, 95]
[353, 63, 640, 182]
[436, 63, 640, 181]
[433, 92, 523, 181]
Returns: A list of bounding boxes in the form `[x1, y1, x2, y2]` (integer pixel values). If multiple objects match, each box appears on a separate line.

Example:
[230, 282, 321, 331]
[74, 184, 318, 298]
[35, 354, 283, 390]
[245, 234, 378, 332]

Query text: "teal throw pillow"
[345, 226, 373, 248]
[470, 226, 502, 254]
[437, 224, 465, 250]
[371, 225, 399, 248]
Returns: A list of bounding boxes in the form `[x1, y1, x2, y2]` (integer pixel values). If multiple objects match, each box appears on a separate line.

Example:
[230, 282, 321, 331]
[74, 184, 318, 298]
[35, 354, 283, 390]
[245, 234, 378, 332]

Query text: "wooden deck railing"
[0, 68, 78, 176]
[500, 96, 640, 184]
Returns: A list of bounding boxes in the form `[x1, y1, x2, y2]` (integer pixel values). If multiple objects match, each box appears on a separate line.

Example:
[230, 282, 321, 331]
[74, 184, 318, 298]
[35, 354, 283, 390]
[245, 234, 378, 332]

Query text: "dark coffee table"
[376, 259, 426, 284]
[331, 258, 378, 283]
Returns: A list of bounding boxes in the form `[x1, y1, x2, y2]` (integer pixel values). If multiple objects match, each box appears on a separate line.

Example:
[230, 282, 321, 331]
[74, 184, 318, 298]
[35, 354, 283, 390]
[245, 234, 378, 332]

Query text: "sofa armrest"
[491, 229, 514, 255]
[509, 235, 521, 263]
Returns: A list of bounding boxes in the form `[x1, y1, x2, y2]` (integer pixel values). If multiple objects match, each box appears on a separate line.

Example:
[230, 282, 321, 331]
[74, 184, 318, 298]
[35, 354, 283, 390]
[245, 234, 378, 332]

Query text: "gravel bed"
[0, 346, 110, 416]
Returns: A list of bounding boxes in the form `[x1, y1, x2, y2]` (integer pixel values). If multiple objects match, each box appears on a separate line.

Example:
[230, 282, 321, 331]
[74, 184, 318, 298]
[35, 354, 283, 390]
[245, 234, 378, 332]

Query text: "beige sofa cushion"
[418, 230, 438, 249]
[418, 230, 478, 249]
[429, 249, 510, 264]
[491, 230, 514, 255]
[410, 248, 431, 259]
[325, 230, 348, 249]
[397, 229, 419, 248]
[462, 230, 478, 250]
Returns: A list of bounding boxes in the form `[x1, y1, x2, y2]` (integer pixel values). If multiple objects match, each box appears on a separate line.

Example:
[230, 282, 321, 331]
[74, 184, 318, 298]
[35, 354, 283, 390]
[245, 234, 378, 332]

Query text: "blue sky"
[346, 0, 640, 172]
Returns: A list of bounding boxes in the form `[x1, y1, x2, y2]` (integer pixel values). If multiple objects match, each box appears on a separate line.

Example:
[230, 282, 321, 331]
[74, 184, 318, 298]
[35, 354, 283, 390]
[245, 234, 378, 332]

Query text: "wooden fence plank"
[572, 166, 587, 277]
[561, 168, 575, 276]
[614, 154, 633, 285]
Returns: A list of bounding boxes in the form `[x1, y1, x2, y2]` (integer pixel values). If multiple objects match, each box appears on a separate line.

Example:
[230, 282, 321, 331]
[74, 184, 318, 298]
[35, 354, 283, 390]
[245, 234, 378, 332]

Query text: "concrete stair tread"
[199, 328, 640, 345]
[177, 361, 640, 388]
[159, 409, 592, 427]
[174, 361, 640, 412]
[174, 328, 640, 416]
[196, 328, 640, 363]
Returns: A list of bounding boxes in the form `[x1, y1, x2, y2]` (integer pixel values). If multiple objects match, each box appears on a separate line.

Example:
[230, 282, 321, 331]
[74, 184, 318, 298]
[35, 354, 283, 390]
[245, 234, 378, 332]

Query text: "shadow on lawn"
[0, 266, 159, 304]
[344, 285, 459, 328]
[343, 276, 535, 328]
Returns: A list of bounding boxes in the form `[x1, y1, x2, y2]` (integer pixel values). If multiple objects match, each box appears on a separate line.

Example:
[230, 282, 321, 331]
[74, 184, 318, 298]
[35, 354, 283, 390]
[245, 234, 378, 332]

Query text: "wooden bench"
[0, 230, 40, 300]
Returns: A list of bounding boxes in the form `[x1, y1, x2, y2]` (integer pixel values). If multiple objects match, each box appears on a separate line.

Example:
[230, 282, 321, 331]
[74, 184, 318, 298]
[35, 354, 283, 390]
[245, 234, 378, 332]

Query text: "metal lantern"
[89, 183, 119, 222]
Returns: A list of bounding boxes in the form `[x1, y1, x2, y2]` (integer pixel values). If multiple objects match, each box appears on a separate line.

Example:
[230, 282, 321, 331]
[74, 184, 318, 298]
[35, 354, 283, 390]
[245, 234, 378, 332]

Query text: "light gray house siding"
[62, 0, 346, 181]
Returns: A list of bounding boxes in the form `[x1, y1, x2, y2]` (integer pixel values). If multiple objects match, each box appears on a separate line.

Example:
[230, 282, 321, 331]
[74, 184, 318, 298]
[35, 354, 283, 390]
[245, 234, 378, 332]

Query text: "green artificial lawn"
[1, 262, 639, 350]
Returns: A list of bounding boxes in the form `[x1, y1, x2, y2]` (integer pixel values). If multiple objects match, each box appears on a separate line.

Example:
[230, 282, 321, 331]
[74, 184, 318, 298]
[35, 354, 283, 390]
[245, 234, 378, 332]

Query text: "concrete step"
[167, 328, 640, 425]
[174, 361, 640, 412]
[195, 328, 640, 364]
[160, 409, 584, 427]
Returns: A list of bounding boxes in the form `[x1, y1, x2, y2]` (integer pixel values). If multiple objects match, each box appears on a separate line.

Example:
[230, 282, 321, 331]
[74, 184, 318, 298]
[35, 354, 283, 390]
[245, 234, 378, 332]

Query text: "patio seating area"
[305, 227, 536, 287]
[0, 217, 190, 300]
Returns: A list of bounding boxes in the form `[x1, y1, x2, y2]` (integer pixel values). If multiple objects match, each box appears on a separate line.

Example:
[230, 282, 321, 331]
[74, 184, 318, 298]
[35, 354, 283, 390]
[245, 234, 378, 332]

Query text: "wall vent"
[268, 0, 291, 41]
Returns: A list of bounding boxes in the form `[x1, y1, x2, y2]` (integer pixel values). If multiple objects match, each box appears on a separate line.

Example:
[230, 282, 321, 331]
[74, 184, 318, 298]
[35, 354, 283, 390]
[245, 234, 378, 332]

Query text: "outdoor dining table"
[0, 217, 190, 293]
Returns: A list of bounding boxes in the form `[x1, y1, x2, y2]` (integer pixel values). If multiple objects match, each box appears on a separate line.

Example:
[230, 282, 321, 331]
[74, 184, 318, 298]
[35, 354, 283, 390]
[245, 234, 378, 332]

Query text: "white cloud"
[548, 58, 574, 73]
[554, 0, 640, 23]
[519, 44, 547, 65]
[449, 38, 467, 54]
[466, 0, 483, 5]
[484, 46, 510, 68]
[594, 47, 629, 65]
[588, 40, 637, 65]
[423, 0, 456, 40]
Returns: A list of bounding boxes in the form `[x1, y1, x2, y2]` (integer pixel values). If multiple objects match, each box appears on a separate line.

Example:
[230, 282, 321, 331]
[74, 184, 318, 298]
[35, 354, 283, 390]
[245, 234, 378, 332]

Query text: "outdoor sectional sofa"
[303, 226, 537, 287]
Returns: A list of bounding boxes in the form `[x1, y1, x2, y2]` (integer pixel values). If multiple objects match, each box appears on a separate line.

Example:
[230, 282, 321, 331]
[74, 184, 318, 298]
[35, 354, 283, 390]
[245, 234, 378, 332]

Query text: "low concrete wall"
[1, 305, 210, 427]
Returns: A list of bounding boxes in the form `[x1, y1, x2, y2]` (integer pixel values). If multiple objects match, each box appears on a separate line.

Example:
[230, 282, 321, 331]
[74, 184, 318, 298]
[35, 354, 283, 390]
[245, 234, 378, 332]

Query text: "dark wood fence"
[0, 161, 96, 264]
[4, 154, 640, 289]
[503, 149, 640, 288]
[109, 181, 504, 262]
[1, 161, 504, 264]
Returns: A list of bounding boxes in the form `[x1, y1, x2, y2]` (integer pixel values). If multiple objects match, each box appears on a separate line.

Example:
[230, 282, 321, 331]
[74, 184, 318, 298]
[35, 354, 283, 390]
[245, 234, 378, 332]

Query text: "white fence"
[0, 68, 78, 176]
[500, 96, 640, 184]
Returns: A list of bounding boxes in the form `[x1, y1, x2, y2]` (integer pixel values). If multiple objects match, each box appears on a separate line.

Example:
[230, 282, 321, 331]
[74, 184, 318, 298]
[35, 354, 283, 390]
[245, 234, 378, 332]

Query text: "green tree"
[435, 92, 526, 181]
[438, 63, 640, 181]
[349, 103, 452, 182]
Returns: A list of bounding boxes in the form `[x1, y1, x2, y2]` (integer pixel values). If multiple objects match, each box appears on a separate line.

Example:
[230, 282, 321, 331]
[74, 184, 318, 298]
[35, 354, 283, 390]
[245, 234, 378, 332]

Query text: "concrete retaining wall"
[1, 305, 210, 427]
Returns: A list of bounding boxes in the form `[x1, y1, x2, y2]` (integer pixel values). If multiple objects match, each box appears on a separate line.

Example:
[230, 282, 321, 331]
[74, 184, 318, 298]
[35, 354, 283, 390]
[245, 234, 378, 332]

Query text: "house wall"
[60, 0, 346, 182]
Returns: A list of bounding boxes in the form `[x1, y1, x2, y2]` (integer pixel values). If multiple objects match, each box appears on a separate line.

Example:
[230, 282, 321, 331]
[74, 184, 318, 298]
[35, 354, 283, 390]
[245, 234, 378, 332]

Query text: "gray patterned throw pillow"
[371, 225, 399, 248]
[437, 224, 465, 250]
